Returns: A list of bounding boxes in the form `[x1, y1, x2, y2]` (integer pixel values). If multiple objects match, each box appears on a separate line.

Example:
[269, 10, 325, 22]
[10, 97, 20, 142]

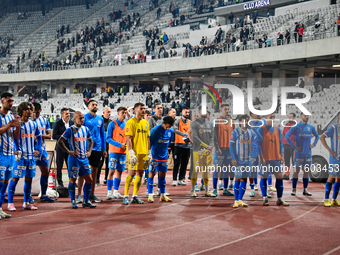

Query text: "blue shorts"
[258, 160, 282, 178]
[148, 160, 168, 173]
[108, 153, 126, 172]
[235, 162, 252, 178]
[36, 150, 49, 168]
[213, 149, 232, 166]
[68, 156, 91, 179]
[0, 155, 14, 181]
[13, 158, 36, 178]
[294, 152, 312, 168]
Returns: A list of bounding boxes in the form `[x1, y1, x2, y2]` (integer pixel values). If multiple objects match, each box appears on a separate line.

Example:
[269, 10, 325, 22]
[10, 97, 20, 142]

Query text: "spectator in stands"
[253, 97, 262, 105]
[253, 10, 258, 24]
[235, 36, 241, 51]
[293, 22, 299, 43]
[231, 35, 236, 51]
[266, 36, 271, 47]
[242, 37, 247, 50]
[320, 73, 326, 91]
[298, 23, 304, 43]
[157, 7, 162, 19]
[285, 30, 291, 44]
[277, 32, 283, 46]
[180, 13, 185, 25]
[313, 72, 319, 92]
[229, 12, 234, 24]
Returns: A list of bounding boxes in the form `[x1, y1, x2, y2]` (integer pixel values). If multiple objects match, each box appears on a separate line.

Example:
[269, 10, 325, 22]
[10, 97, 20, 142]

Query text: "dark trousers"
[56, 149, 69, 185]
[97, 149, 109, 183]
[173, 146, 190, 181]
[284, 144, 294, 175]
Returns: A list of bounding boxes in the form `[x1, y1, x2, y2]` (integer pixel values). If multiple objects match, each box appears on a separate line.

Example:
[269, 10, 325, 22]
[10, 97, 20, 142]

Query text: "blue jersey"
[0, 112, 15, 156]
[15, 120, 42, 160]
[33, 116, 50, 151]
[257, 123, 283, 155]
[230, 128, 257, 163]
[62, 125, 91, 159]
[285, 122, 319, 154]
[84, 113, 106, 151]
[150, 124, 174, 161]
[248, 119, 264, 158]
[323, 124, 340, 164]
[106, 118, 126, 149]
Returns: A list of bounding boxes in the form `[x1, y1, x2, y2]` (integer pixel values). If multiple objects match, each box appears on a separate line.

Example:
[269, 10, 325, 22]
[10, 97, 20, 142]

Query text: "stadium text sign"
[201, 84, 311, 116]
[243, 0, 271, 10]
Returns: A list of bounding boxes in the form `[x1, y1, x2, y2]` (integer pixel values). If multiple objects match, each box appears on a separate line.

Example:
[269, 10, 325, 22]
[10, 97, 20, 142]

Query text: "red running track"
[0, 174, 339, 255]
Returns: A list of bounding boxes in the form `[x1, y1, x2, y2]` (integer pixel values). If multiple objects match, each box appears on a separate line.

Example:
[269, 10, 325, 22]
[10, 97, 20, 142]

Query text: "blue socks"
[83, 182, 92, 203]
[114, 178, 121, 191]
[8, 180, 17, 203]
[159, 176, 166, 194]
[254, 177, 258, 185]
[223, 171, 229, 189]
[268, 176, 272, 186]
[147, 177, 154, 194]
[292, 178, 298, 189]
[213, 177, 218, 190]
[239, 181, 246, 200]
[24, 180, 32, 203]
[333, 182, 340, 200]
[250, 183, 255, 190]
[40, 174, 48, 196]
[201, 179, 204, 185]
[325, 182, 333, 199]
[276, 179, 283, 198]
[234, 180, 240, 201]
[68, 182, 76, 201]
[107, 179, 114, 191]
[260, 178, 267, 197]
[303, 178, 309, 189]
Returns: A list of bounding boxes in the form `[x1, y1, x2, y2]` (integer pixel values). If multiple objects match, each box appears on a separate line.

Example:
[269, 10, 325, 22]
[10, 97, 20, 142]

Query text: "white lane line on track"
[323, 245, 340, 255]
[50, 201, 257, 255]
[188, 204, 322, 254]
[0, 198, 190, 241]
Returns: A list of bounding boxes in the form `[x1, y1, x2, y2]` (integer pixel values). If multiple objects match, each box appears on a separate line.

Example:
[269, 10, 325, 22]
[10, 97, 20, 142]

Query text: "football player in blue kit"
[32, 102, 55, 202]
[0, 92, 20, 218]
[58, 111, 95, 209]
[7, 102, 42, 211]
[230, 115, 260, 208]
[147, 116, 175, 203]
[285, 113, 319, 196]
[320, 111, 340, 207]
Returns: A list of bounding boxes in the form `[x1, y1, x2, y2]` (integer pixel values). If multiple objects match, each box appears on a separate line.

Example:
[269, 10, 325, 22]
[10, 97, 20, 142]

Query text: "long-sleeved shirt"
[285, 122, 319, 154]
[191, 117, 213, 151]
[0, 112, 15, 156]
[148, 115, 163, 130]
[84, 113, 106, 151]
[150, 124, 174, 161]
[323, 124, 340, 164]
[282, 121, 295, 145]
[106, 119, 125, 149]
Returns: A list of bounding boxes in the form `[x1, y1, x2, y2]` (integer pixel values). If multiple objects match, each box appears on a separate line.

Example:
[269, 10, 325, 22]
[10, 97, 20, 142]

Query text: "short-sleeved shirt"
[323, 124, 340, 164]
[62, 125, 91, 159]
[33, 116, 50, 151]
[125, 117, 150, 155]
[15, 120, 41, 160]
[0, 112, 15, 156]
[230, 128, 257, 163]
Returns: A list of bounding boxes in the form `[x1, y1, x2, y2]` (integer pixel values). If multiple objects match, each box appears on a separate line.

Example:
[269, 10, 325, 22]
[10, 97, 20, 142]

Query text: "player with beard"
[0, 92, 20, 218]
[77, 100, 107, 203]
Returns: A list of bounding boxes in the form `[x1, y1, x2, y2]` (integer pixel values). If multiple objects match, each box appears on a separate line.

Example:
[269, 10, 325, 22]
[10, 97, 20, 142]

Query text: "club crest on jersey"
[126, 128, 129, 132]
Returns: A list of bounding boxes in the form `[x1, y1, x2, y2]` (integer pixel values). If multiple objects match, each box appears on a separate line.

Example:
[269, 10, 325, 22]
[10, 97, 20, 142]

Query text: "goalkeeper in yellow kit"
[123, 103, 151, 205]
[190, 109, 216, 197]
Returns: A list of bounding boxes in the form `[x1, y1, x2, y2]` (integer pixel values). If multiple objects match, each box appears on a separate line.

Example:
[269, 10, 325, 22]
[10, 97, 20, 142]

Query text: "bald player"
[58, 112, 95, 208]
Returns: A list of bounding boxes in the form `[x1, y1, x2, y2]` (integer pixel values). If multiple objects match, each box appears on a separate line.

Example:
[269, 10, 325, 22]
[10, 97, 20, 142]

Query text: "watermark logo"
[200, 84, 311, 116]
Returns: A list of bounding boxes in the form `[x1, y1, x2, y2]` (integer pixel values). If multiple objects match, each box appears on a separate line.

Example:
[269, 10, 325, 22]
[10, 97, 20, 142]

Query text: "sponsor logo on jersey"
[239, 139, 251, 143]
[137, 129, 147, 134]
[21, 134, 35, 138]
[74, 137, 87, 142]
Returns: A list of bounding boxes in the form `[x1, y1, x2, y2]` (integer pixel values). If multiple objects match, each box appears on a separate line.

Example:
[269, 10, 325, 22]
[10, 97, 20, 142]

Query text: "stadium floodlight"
[333, 65, 340, 68]
[231, 73, 240, 75]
